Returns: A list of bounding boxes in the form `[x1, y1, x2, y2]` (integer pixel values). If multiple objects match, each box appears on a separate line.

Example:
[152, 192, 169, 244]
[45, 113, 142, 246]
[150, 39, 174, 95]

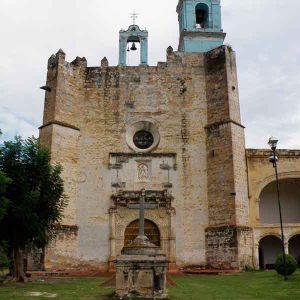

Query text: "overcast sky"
[0, 0, 300, 149]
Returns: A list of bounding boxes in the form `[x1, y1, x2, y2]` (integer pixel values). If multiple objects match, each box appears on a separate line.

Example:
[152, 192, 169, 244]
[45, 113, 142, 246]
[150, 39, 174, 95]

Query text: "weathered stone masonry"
[204, 47, 252, 269]
[40, 47, 212, 271]
[37, 40, 259, 271]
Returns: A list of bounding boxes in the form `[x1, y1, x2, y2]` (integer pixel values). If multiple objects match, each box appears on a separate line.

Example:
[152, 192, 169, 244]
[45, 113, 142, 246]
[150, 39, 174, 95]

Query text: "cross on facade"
[130, 11, 139, 25]
[138, 189, 146, 238]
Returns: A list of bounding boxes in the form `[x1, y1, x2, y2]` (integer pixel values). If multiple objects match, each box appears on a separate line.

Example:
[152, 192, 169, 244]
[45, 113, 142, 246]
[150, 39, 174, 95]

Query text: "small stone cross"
[130, 11, 139, 25]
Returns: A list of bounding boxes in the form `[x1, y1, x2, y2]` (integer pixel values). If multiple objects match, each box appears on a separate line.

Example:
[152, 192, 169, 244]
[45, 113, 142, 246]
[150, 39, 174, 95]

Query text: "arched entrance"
[259, 236, 282, 269]
[124, 219, 160, 247]
[289, 235, 300, 265]
[259, 178, 300, 224]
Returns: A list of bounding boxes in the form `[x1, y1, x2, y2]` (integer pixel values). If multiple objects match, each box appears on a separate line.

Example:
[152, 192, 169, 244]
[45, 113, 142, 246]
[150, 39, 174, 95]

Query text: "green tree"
[0, 171, 11, 221]
[0, 171, 11, 278]
[0, 137, 67, 282]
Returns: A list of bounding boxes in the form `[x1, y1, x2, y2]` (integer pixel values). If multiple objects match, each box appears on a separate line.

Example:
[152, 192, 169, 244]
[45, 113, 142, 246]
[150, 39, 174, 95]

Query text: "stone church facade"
[35, 0, 300, 273]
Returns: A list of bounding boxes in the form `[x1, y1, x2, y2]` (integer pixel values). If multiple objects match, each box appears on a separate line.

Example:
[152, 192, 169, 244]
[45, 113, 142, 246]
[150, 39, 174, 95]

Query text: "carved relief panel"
[136, 160, 151, 182]
[109, 153, 176, 191]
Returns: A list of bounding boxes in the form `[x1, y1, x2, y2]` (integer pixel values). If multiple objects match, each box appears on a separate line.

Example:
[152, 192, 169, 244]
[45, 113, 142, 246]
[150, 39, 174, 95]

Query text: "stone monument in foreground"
[115, 189, 168, 299]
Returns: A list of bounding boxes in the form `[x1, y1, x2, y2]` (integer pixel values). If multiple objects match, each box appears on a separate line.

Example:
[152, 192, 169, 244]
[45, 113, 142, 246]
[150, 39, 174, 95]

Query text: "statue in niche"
[137, 163, 149, 181]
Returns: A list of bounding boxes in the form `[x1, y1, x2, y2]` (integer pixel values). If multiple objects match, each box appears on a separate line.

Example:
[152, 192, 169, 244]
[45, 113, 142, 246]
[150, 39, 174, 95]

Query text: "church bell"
[130, 42, 137, 51]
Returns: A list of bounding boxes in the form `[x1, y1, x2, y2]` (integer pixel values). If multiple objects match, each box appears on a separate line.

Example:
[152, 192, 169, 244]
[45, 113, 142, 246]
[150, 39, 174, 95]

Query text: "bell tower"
[177, 0, 226, 52]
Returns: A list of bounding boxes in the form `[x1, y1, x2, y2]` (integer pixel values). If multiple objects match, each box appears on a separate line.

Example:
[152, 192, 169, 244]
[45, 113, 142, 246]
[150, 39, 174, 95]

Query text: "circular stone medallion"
[126, 121, 160, 153]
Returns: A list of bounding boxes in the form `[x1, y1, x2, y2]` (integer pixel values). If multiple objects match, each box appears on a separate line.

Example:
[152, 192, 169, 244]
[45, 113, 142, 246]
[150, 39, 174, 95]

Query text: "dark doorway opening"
[289, 235, 300, 265]
[124, 219, 160, 247]
[259, 236, 281, 269]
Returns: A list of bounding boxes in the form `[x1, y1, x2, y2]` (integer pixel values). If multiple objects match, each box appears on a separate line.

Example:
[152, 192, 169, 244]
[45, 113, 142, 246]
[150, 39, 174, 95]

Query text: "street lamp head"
[268, 155, 278, 164]
[268, 136, 279, 151]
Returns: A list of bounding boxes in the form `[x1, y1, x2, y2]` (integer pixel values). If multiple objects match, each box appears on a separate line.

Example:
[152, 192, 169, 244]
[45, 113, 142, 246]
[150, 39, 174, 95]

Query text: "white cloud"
[0, 107, 37, 142]
[0, 0, 299, 149]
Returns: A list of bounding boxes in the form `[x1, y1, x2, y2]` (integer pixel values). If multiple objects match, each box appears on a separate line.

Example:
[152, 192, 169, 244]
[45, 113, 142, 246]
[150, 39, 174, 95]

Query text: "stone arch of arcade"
[256, 232, 300, 270]
[258, 235, 282, 270]
[288, 234, 300, 264]
[246, 149, 300, 227]
[258, 178, 300, 224]
[252, 174, 300, 270]
[248, 166, 300, 268]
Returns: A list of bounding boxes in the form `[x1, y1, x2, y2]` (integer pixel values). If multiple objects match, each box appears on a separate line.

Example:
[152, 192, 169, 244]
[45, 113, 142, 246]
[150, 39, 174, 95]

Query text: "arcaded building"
[35, 0, 300, 272]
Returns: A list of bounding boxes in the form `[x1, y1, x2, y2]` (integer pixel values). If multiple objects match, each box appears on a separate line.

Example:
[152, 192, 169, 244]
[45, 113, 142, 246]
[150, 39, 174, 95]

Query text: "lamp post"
[268, 136, 287, 280]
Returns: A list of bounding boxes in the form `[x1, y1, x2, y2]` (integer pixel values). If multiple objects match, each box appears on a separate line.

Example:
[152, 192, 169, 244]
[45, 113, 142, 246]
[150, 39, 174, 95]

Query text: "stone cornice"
[52, 224, 79, 232]
[246, 149, 300, 158]
[180, 31, 226, 38]
[205, 119, 245, 130]
[110, 153, 176, 158]
[111, 190, 173, 209]
[178, 31, 226, 52]
[205, 225, 252, 232]
[39, 121, 80, 131]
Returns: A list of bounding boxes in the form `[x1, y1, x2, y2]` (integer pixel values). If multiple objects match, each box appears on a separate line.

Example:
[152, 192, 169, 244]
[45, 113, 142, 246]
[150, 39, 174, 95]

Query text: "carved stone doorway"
[108, 206, 176, 271]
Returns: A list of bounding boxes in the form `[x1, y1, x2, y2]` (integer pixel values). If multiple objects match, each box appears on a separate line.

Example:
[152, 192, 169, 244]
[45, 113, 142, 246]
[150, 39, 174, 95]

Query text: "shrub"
[244, 265, 255, 272]
[275, 254, 298, 276]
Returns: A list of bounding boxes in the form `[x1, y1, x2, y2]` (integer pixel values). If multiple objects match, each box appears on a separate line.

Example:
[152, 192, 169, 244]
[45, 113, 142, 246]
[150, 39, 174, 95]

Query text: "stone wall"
[44, 225, 82, 271]
[39, 44, 259, 271]
[246, 149, 300, 269]
[40, 47, 212, 271]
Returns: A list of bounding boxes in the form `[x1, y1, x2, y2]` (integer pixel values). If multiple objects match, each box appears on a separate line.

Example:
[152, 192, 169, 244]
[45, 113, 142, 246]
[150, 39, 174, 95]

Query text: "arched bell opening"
[259, 178, 300, 224]
[124, 219, 161, 247]
[118, 25, 148, 66]
[289, 235, 300, 265]
[126, 36, 141, 66]
[258, 235, 282, 270]
[195, 3, 209, 28]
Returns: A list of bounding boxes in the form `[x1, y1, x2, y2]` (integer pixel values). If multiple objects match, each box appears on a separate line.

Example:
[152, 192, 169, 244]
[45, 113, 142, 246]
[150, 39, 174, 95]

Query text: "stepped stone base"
[116, 255, 168, 299]
[116, 236, 168, 299]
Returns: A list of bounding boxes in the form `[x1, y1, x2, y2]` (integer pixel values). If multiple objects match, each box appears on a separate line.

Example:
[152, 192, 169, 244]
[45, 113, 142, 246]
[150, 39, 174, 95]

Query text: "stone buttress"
[204, 46, 253, 269]
[39, 50, 86, 270]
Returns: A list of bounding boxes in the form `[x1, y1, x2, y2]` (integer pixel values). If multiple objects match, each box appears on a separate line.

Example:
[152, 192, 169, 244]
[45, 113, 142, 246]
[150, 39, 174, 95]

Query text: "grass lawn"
[0, 271, 299, 300]
[169, 271, 300, 300]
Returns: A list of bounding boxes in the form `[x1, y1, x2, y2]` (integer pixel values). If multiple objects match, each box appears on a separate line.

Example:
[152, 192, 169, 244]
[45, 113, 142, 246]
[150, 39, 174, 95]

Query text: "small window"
[196, 3, 209, 28]
[133, 130, 154, 150]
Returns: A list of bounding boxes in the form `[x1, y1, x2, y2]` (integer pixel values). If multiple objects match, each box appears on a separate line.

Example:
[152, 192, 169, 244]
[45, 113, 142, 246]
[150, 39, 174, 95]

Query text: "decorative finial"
[167, 46, 174, 56]
[101, 57, 109, 68]
[56, 48, 65, 55]
[130, 11, 139, 25]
